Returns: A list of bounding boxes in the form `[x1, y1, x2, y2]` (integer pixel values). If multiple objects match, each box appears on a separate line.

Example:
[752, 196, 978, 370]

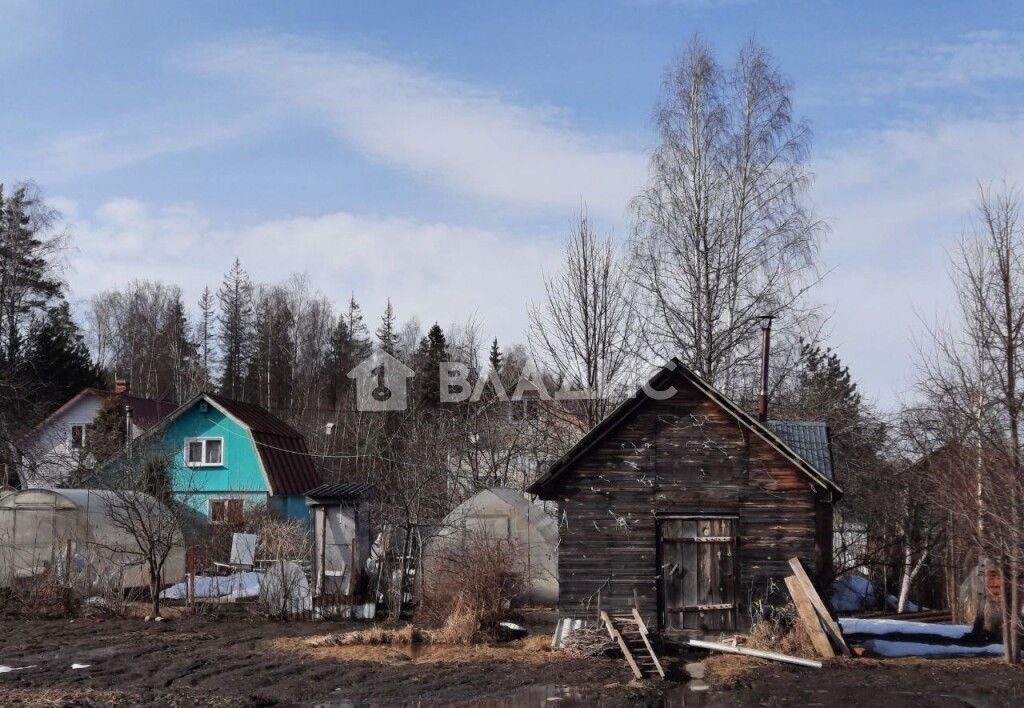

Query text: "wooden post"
[787, 557, 850, 656]
[784, 575, 835, 658]
[65, 540, 73, 587]
[187, 545, 196, 610]
[319, 507, 327, 597]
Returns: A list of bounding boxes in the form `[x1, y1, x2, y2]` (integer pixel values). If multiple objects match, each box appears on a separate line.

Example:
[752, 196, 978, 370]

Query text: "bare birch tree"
[529, 210, 638, 431]
[917, 181, 1024, 662]
[630, 37, 823, 394]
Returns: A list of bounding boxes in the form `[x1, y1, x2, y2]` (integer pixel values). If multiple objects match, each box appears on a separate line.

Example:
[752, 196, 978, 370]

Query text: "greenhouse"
[0, 488, 185, 590]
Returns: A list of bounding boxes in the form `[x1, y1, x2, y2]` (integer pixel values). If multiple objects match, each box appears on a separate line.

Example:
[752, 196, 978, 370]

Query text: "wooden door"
[659, 517, 737, 632]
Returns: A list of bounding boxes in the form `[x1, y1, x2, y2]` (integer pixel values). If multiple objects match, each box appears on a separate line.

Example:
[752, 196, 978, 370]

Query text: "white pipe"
[688, 639, 822, 668]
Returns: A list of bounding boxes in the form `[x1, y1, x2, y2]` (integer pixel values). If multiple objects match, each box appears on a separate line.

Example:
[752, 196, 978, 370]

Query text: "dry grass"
[703, 654, 766, 689]
[746, 616, 817, 657]
[703, 610, 822, 689]
[307, 624, 423, 647]
[273, 632, 558, 667]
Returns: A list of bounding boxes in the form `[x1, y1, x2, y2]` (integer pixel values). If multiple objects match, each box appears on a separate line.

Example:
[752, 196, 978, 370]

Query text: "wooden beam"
[784, 575, 835, 659]
[688, 639, 822, 668]
[787, 557, 850, 656]
[601, 611, 643, 679]
[631, 608, 666, 679]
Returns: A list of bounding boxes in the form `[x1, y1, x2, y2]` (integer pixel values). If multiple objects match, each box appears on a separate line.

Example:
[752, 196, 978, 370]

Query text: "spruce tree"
[346, 295, 372, 361]
[488, 338, 503, 373]
[375, 298, 399, 356]
[217, 258, 254, 399]
[197, 286, 214, 388]
[161, 292, 196, 402]
[415, 323, 448, 408]
[78, 395, 127, 482]
[21, 301, 102, 408]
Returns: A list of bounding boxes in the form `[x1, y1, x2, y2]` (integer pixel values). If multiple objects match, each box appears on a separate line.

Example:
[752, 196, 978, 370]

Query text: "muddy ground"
[697, 653, 1024, 707]
[0, 617, 1022, 706]
[0, 616, 658, 707]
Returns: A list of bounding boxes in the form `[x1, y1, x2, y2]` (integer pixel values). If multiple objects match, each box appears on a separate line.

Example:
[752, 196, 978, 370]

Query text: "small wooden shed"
[528, 359, 841, 640]
[305, 482, 373, 598]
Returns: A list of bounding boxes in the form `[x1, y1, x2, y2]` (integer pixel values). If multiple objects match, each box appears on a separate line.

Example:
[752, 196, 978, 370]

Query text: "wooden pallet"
[600, 610, 665, 679]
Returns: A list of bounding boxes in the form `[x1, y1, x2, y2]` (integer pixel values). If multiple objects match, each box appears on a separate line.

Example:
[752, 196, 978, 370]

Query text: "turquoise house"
[145, 393, 320, 526]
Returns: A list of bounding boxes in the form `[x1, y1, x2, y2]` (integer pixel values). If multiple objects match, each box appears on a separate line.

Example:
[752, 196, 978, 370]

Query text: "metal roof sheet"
[305, 481, 373, 502]
[766, 420, 835, 481]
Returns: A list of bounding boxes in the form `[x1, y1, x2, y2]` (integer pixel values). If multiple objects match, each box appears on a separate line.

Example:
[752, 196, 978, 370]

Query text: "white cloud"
[188, 36, 646, 217]
[31, 111, 270, 181]
[853, 31, 1024, 98]
[66, 200, 559, 348]
[811, 114, 1024, 407]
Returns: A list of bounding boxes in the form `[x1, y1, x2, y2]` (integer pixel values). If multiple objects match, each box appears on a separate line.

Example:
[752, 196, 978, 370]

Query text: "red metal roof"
[206, 393, 321, 496]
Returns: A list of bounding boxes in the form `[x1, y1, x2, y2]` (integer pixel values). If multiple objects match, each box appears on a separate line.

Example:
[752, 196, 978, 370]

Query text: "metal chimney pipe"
[758, 316, 774, 423]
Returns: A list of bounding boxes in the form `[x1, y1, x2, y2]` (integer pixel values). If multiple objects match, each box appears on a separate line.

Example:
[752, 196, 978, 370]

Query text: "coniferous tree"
[0, 184, 62, 366]
[160, 292, 197, 402]
[197, 286, 215, 389]
[77, 395, 128, 483]
[488, 338, 503, 373]
[376, 298, 399, 356]
[415, 323, 448, 408]
[21, 301, 102, 408]
[217, 258, 254, 399]
[324, 316, 352, 409]
[346, 295, 372, 361]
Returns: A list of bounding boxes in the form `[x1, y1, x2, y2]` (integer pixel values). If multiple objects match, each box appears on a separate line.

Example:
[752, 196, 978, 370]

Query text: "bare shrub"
[419, 534, 528, 642]
[0, 570, 77, 618]
[744, 578, 816, 657]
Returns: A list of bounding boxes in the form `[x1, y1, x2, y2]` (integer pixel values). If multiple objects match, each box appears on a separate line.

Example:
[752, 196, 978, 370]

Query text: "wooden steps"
[601, 610, 665, 680]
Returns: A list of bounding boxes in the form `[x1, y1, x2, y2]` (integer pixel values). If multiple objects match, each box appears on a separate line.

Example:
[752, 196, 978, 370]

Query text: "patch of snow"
[160, 572, 262, 601]
[862, 639, 1003, 658]
[70, 663, 91, 670]
[831, 574, 920, 612]
[0, 665, 35, 673]
[831, 574, 876, 612]
[839, 618, 970, 639]
[499, 622, 525, 631]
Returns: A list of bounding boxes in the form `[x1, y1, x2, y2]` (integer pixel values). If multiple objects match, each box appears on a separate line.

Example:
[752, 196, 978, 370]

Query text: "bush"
[418, 533, 527, 642]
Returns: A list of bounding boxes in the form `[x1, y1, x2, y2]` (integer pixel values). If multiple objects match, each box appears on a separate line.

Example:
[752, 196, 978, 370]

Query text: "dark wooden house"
[528, 358, 841, 639]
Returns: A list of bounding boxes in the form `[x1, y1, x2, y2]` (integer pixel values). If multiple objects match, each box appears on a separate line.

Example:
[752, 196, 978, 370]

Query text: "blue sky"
[3, 0, 1024, 407]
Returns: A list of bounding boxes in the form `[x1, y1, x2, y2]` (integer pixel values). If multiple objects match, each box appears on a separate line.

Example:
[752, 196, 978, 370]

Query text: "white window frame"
[70, 424, 88, 450]
[208, 497, 245, 524]
[184, 437, 225, 467]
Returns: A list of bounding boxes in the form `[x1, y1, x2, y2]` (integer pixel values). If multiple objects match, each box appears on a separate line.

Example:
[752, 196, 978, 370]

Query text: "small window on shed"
[70, 424, 86, 449]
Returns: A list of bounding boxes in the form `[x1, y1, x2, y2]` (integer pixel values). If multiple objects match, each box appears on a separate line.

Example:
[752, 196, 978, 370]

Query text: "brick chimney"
[114, 379, 129, 395]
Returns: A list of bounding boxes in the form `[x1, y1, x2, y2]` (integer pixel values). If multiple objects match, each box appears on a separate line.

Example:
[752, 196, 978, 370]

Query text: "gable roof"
[144, 392, 321, 497]
[527, 358, 842, 498]
[21, 388, 177, 443]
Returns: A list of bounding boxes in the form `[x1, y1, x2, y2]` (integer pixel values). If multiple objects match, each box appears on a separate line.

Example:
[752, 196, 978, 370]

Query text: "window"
[70, 424, 86, 449]
[184, 437, 225, 467]
[210, 498, 244, 524]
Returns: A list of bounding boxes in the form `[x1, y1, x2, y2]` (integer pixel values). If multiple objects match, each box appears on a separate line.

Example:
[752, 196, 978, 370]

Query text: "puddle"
[314, 682, 716, 707]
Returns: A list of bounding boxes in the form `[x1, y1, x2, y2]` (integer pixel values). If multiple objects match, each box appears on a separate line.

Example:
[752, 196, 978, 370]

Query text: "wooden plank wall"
[553, 372, 822, 634]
